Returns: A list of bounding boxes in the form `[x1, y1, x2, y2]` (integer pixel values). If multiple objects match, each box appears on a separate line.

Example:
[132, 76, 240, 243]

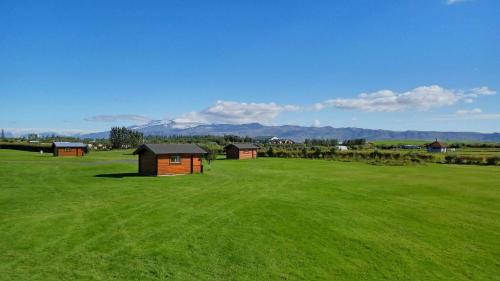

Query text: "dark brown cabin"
[133, 144, 207, 176]
[52, 142, 87, 157]
[224, 143, 259, 160]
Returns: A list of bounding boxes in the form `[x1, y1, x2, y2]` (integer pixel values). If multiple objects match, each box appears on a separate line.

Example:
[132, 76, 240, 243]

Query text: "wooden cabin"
[224, 143, 259, 160]
[133, 144, 207, 176]
[52, 142, 87, 157]
[427, 140, 448, 153]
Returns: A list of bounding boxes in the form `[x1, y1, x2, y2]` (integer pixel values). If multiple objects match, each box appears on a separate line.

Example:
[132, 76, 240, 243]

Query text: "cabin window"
[64, 147, 72, 152]
[170, 155, 181, 164]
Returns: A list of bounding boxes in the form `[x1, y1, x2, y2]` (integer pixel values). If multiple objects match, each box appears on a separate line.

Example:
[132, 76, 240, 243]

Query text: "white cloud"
[312, 120, 321, 127]
[85, 114, 152, 123]
[82, 85, 495, 127]
[315, 85, 495, 112]
[433, 108, 500, 121]
[173, 100, 300, 125]
[313, 103, 326, 111]
[456, 108, 482, 115]
[459, 86, 496, 98]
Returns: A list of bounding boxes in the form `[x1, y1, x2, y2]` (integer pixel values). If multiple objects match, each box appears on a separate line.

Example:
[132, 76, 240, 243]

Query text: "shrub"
[444, 155, 456, 164]
[267, 147, 274, 157]
[486, 156, 500, 165]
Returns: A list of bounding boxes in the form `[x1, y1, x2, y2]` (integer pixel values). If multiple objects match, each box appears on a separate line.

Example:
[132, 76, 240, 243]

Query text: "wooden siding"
[226, 146, 257, 160]
[156, 154, 203, 175]
[54, 147, 85, 157]
[239, 149, 257, 159]
[139, 150, 157, 176]
[192, 156, 202, 173]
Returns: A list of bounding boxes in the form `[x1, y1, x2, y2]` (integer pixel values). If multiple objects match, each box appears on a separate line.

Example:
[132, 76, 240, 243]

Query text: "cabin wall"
[192, 156, 203, 173]
[139, 150, 156, 175]
[226, 146, 240, 159]
[428, 147, 447, 153]
[226, 146, 257, 159]
[156, 154, 203, 175]
[239, 149, 257, 159]
[55, 147, 85, 157]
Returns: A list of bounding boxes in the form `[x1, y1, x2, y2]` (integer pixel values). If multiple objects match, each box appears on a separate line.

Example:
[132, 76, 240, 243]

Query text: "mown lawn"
[0, 149, 499, 280]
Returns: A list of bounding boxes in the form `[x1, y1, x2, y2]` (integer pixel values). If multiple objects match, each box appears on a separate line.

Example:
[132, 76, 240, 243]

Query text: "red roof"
[429, 140, 448, 148]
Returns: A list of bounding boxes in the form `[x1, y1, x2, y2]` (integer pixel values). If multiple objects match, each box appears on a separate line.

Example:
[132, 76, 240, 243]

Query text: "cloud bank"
[314, 85, 495, 112]
[173, 101, 300, 125]
[434, 108, 500, 121]
[83, 85, 495, 127]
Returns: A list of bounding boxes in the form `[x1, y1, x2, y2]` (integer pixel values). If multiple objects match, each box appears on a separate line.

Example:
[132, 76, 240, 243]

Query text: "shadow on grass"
[94, 173, 142, 178]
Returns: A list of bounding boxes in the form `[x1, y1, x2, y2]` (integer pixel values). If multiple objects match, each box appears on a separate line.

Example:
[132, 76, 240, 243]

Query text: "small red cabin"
[52, 142, 87, 157]
[224, 143, 259, 160]
[133, 144, 207, 176]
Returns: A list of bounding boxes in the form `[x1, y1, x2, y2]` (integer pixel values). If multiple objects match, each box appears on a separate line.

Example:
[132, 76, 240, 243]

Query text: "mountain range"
[71, 120, 500, 142]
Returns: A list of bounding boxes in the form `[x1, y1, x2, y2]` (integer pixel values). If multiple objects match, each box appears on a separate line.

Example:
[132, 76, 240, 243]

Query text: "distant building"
[269, 137, 295, 145]
[402, 145, 421, 149]
[88, 143, 109, 150]
[52, 142, 87, 157]
[253, 136, 295, 144]
[133, 143, 207, 176]
[254, 136, 294, 144]
[224, 143, 259, 160]
[335, 145, 348, 151]
[427, 140, 448, 153]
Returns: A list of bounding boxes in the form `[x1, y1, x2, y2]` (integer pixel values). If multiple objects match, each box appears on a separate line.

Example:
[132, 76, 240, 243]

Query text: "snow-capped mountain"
[4, 121, 500, 142]
[79, 122, 500, 142]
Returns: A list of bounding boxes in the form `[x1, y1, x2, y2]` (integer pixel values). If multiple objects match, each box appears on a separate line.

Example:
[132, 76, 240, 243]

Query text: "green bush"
[486, 156, 500, 165]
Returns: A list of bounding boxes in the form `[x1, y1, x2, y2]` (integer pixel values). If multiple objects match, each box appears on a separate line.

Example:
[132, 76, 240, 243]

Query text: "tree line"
[109, 127, 144, 149]
[304, 138, 339, 146]
[143, 134, 253, 146]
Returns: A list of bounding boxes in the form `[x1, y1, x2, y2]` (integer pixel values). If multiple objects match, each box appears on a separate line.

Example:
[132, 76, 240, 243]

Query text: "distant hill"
[79, 120, 500, 142]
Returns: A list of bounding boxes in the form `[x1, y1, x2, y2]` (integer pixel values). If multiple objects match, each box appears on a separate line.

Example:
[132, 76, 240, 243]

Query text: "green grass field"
[1, 149, 499, 280]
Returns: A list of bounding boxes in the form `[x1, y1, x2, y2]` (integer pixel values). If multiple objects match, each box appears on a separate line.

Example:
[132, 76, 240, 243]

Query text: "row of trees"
[449, 142, 500, 149]
[301, 138, 368, 147]
[343, 138, 367, 146]
[143, 134, 253, 146]
[444, 155, 500, 165]
[258, 147, 436, 164]
[304, 138, 339, 146]
[109, 127, 144, 149]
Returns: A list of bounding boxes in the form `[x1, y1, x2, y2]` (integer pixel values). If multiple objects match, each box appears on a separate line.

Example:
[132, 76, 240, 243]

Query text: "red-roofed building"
[427, 139, 448, 153]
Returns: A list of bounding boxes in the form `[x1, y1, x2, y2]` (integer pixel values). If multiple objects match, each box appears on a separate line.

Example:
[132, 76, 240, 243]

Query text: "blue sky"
[1, 0, 499, 133]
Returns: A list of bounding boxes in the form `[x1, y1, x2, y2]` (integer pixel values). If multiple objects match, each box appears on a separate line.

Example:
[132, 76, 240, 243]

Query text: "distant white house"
[427, 140, 448, 153]
[335, 145, 348, 151]
[269, 137, 295, 144]
[254, 136, 295, 144]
